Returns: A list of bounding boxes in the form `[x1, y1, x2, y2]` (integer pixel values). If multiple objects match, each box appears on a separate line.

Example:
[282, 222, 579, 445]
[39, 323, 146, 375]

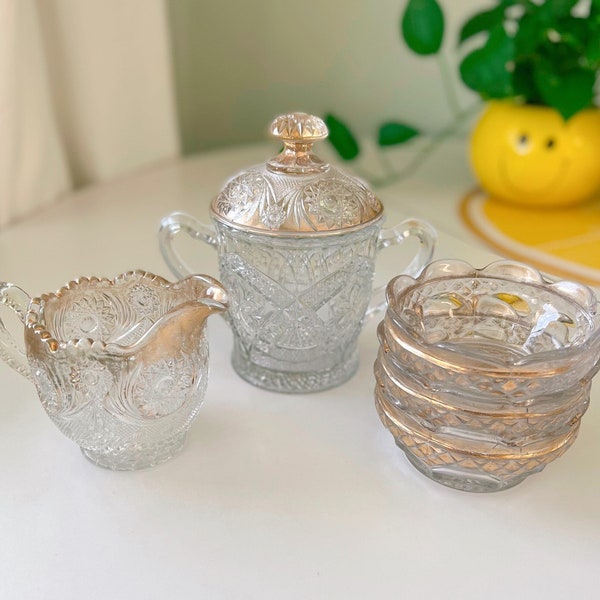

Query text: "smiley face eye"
[546, 138, 556, 149]
[514, 133, 530, 153]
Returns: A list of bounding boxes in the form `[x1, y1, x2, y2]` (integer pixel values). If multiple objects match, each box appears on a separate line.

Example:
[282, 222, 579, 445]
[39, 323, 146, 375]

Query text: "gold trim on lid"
[211, 112, 384, 233]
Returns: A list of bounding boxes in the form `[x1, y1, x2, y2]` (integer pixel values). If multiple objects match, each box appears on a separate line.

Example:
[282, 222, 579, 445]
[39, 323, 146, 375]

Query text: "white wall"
[168, 0, 484, 153]
[39, 0, 179, 186]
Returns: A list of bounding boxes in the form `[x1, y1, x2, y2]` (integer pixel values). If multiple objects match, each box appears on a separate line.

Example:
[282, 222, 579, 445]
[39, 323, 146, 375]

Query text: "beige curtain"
[0, 0, 179, 229]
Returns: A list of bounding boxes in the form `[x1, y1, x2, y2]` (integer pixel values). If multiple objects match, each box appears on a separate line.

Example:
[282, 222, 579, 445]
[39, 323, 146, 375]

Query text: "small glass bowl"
[374, 259, 600, 492]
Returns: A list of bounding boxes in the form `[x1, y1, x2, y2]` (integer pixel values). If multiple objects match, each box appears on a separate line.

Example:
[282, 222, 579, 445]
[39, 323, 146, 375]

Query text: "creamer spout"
[125, 275, 229, 361]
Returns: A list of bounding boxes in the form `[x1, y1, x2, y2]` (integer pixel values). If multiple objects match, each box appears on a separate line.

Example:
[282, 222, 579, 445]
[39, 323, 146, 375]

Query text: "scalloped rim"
[386, 259, 598, 315]
[382, 259, 600, 373]
[25, 270, 222, 353]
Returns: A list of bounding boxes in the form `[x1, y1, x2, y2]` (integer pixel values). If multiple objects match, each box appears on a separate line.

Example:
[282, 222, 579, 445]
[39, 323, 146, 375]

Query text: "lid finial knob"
[268, 112, 329, 174]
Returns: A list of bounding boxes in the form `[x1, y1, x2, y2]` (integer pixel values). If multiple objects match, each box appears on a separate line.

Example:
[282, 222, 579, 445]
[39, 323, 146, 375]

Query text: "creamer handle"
[0, 282, 34, 381]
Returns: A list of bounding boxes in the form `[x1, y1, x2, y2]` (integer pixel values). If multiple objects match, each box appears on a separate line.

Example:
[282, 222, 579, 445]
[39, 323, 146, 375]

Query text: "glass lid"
[210, 112, 384, 234]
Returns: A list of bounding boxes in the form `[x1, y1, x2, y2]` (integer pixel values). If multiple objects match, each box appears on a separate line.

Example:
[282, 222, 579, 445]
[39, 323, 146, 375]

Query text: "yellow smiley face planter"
[470, 101, 600, 207]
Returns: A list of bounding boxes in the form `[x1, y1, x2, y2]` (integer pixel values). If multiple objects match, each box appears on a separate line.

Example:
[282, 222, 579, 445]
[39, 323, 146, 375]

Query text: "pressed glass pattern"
[0, 271, 228, 470]
[210, 112, 383, 233]
[219, 223, 378, 392]
[159, 112, 436, 393]
[374, 259, 600, 492]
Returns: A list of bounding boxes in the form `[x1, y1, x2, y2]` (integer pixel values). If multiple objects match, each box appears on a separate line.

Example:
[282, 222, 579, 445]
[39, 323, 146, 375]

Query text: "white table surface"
[1, 140, 598, 599]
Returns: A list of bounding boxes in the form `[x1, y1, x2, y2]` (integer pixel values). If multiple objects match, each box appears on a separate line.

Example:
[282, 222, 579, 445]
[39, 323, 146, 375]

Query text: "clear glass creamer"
[159, 113, 436, 393]
[0, 271, 228, 470]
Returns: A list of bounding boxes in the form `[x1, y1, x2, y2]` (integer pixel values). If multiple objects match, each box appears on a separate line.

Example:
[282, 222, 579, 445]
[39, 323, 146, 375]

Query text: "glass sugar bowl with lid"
[159, 112, 436, 393]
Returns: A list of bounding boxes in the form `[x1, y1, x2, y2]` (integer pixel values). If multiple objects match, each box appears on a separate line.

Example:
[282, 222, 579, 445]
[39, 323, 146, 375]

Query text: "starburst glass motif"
[261, 205, 287, 229]
[127, 283, 160, 317]
[216, 171, 271, 223]
[213, 167, 382, 233]
[69, 358, 113, 400]
[21, 270, 224, 470]
[60, 295, 116, 341]
[302, 180, 361, 229]
[130, 354, 200, 420]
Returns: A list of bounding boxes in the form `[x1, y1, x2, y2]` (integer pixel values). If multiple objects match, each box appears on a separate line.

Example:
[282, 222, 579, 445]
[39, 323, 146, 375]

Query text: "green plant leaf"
[512, 60, 543, 104]
[401, 0, 444, 56]
[552, 15, 591, 53]
[459, 25, 515, 99]
[585, 33, 600, 65]
[533, 62, 596, 119]
[514, 11, 544, 56]
[324, 114, 360, 161]
[537, 0, 579, 21]
[458, 5, 505, 45]
[377, 122, 420, 147]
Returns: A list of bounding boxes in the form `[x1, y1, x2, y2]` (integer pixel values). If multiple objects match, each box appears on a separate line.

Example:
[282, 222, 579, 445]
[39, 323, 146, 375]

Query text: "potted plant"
[326, 0, 600, 207]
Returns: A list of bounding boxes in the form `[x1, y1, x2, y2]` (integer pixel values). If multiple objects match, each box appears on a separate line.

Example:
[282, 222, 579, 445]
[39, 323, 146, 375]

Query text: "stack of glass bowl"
[374, 259, 600, 492]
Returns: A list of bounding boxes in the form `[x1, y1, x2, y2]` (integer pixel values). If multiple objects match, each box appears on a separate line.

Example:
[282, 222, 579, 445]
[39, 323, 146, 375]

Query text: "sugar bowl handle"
[158, 212, 218, 280]
[365, 218, 436, 319]
[0, 282, 34, 381]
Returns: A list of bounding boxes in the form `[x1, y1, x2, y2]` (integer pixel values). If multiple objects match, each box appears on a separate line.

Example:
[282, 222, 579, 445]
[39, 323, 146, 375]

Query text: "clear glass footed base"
[80, 433, 186, 471]
[373, 391, 576, 493]
[397, 440, 532, 493]
[231, 346, 359, 394]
